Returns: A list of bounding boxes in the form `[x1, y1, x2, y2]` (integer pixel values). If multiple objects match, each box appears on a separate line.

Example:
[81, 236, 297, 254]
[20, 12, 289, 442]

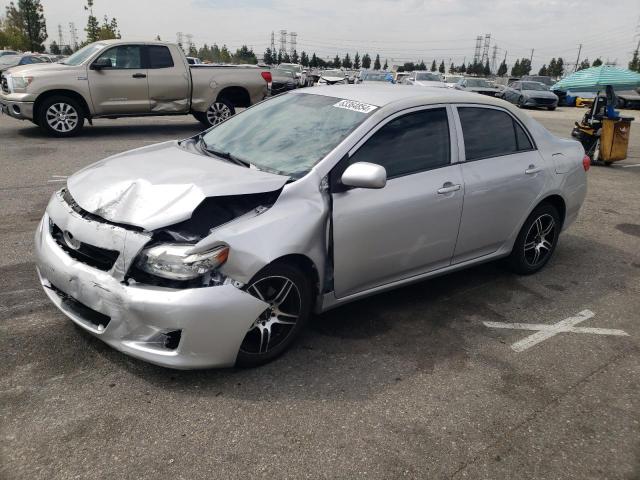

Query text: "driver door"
[330, 106, 464, 298]
[87, 44, 149, 115]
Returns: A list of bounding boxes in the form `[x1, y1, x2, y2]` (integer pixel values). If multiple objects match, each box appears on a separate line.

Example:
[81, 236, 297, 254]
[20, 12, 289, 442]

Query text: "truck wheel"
[37, 96, 84, 137]
[194, 98, 235, 128]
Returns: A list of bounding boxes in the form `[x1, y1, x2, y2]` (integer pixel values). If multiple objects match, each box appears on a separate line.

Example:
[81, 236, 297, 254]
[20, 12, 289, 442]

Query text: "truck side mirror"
[91, 57, 112, 70]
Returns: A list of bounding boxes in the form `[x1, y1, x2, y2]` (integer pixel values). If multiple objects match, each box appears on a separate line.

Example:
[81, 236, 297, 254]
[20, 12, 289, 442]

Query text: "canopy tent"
[551, 65, 640, 92]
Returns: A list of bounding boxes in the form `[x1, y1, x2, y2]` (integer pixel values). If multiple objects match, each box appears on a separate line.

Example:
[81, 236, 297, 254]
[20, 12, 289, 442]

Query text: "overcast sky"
[9, 0, 640, 70]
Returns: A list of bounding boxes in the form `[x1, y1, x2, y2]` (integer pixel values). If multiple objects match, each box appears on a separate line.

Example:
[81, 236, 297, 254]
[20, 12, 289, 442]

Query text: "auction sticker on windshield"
[333, 99, 378, 114]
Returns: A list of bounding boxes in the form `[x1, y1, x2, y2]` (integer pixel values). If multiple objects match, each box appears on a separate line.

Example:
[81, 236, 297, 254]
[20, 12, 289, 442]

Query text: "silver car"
[35, 86, 588, 369]
[501, 81, 559, 110]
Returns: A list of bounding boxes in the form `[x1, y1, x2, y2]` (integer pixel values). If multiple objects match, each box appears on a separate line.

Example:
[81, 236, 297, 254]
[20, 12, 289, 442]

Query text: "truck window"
[147, 46, 174, 69]
[95, 45, 143, 69]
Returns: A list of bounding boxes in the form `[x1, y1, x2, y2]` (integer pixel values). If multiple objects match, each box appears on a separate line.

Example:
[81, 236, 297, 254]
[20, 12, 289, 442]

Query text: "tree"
[592, 57, 603, 67]
[220, 44, 232, 63]
[547, 57, 564, 77]
[61, 44, 72, 55]
[383, 59, 388, 70]
[430, 59, 437, 71]
[417, 60, 426, 70]
[276, 49, 282, 64]
[263, 47, 273, 65]
[333, 54, 341, 68]
[49, 39, 61, 54]
[300, 51, 309, 67]
[629, 49, 640, 72]
[83, 1, 119, 44]
[497, 60, 507, 76]
[577, 58, 590, 71]
[403, 62, 415, 72]
[188, 44, 198, 57]
[538, 64, 547, 76]
[4, 0, 48, 52]
[449, 62, 455, 73]
[373, 54, 381, 70]
[362, 53, 371, 69]
[483, 60, 491, 76]
[353, 52, 360, 69]
[459, 62, 466, 73]
[84, 0, 99, 43]
[439, 60, 445, 74]
[232, 45, 257, 64]
[511, 59, 521, 76]
[282, 51, 290, 63]
[291, 49, 299, 64]
[342, 52, 352, 68]
[310, 52, 318, 68]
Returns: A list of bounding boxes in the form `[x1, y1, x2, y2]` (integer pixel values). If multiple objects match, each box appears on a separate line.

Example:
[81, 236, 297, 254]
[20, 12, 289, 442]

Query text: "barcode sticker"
[333, 99, 378, 113]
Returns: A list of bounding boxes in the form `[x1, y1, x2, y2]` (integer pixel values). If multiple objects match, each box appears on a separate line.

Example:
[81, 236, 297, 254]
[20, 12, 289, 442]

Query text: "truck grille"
[50, 222, 119, 271]
[1, 74, 9, 94]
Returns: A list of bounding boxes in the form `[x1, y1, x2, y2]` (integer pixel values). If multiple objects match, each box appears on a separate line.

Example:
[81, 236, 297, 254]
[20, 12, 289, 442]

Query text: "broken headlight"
[136, 244, 229, 280]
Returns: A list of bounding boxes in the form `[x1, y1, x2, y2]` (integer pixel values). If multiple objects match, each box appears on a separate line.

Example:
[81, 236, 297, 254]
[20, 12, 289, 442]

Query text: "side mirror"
[341, 162, 387, 189]
[91, 57, 112, 70]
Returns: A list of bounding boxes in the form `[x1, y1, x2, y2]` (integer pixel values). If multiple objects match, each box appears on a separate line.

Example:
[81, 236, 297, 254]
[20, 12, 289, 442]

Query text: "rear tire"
[193, 97, 235, 128]
[508, 203, 560, 275]
[37, 95, 84, 137]
[236, 263, 313, 368]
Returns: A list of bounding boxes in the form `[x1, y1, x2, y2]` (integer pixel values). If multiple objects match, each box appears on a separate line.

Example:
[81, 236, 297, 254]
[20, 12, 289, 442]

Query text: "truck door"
[87, 44, 149, 115]
[144, 45, 190, 113]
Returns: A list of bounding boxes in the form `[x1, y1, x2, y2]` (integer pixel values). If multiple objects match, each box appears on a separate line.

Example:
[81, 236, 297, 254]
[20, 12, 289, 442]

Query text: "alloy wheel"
[45, 102, 79, 133]
[206, 102, 232, 126]
[241, 276, 301, 354]
[523, 213, 556, 267]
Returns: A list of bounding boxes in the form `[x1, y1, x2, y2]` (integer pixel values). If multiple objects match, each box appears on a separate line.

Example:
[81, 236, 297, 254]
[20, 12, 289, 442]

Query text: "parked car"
[615, 89, 640, 109]
[394, 72, 410, 84]
[317, 69, 347, 85]
[500, 81, 559, 110]
[34, 86, 588, 369]
[355, 70, 394, 84]
[454, 77, 502, 96]
[402, 71, 446, 87]
[0, 53, 48, 73]
[0, 40, 270, 136]
[0, 50, 18, 57]
[345, 70, 359, 84]
[270, 67, 297, 94]
[277, 63, 308, 87]
[186, 56, 202, 65]
[444, 75, 463, 88]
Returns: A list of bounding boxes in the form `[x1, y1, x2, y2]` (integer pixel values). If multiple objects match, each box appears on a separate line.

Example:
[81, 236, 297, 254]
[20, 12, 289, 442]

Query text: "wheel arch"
[217, 86, 251, 108]
[34, 89, 92, 121]
[537, 194, 566, 228]
[264, 254, 321, 302]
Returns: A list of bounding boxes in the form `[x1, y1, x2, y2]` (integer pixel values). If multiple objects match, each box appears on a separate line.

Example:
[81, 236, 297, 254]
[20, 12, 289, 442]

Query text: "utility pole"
[529, 48, 534, 64]
[574, 43, 582, 71]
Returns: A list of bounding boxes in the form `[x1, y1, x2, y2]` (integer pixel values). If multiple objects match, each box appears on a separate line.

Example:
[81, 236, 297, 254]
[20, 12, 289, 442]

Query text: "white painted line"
[621, 164, 640, 168]
[47, 179, 67, 183]
[50, 175, 68, 178]
[483, 309, 629, 352]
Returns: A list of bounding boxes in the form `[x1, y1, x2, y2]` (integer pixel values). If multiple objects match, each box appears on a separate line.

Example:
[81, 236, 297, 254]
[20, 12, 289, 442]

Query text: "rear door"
[452, 105, 547, 263]
[331, 106, 464, 298]
[145, 45, 190, 113]
[87, 44, 149, 115]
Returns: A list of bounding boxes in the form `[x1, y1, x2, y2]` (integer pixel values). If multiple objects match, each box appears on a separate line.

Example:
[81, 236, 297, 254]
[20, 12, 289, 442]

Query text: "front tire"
[37, 96, 84, 137]
[508, 204, 560, 275]
[193, 97, 235, 128]
[236, 263, 313, 368]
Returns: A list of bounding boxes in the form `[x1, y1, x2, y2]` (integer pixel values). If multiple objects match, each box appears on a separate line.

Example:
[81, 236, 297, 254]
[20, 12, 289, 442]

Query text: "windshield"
[201, 93, 374, 178]
[273, 68, 295, 78]
[62, 43, 106, 66]
[278, 64, 300, 73]
[0, 55, 20, 65]
[522, 82, 549, 91]
[415, 72, 441, 81]
[323, 70, 343, 77]
[362, 72, 388, 81]
[466, 78, 490, 87]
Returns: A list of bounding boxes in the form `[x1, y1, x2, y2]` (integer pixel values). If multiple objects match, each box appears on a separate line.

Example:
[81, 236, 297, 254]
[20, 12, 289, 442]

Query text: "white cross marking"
[484, 309, 629, 352]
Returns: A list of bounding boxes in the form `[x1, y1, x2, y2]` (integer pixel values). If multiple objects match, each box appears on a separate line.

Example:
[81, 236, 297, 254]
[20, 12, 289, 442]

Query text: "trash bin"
[600, 117, 634, 163]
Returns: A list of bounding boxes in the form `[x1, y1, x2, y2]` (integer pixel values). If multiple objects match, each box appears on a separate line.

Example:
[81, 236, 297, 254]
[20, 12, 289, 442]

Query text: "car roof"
[296, 84, 505, 107]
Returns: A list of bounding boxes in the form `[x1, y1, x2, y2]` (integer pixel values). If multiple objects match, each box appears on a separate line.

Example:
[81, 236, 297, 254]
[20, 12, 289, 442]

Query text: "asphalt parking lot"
[1, 106, 639, 479]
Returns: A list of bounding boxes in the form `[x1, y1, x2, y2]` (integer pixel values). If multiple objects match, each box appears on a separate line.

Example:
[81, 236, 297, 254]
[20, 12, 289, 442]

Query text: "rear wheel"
[508, 204, 560, 275]
[236, 263, 312, 367]
[193, 97, 235, 128]
[517, 96, 525, 107]
[37, 96, 84, 137]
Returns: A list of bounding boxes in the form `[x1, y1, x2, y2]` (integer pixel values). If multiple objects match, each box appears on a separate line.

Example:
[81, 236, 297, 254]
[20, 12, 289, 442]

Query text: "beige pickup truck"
[0, 40, 271, 136]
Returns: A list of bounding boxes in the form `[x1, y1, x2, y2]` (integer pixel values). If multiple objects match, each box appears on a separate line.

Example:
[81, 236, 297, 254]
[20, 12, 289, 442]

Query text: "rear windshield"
[201, 93, 375, 178]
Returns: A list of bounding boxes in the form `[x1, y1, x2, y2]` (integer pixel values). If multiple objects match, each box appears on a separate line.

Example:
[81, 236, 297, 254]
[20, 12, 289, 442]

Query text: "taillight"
[583, 154, 590, 171]
[261, 71, 272, 83]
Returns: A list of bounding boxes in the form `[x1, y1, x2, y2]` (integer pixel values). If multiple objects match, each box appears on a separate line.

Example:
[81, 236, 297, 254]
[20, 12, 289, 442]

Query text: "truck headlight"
[12, 76, 34, 91]
[136, 244, 229, 280]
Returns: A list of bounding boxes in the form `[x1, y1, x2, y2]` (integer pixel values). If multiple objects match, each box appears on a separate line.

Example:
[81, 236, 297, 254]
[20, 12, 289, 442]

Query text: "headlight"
[136, 244, 229, 280]
[12, 76, 34, 91]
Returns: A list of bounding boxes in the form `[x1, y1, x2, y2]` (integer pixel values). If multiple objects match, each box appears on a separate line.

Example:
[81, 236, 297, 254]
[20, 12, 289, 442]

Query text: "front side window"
[348, 108, 450, 179]
[458, 107, 533, 161]
[147, 46, 174, 68]
[95, 45, 142, 69]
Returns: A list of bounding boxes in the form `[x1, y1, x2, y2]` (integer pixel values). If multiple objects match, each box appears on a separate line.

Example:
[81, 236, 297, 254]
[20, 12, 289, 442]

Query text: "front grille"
[532, 97, 556, 105]
[50, 222, 119, 271]
[49, 283, 111, 329]
[1, 74, 9, 94]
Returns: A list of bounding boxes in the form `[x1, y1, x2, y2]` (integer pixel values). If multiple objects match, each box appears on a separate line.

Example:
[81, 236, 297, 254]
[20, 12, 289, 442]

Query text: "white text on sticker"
[333, 100, 378, 114]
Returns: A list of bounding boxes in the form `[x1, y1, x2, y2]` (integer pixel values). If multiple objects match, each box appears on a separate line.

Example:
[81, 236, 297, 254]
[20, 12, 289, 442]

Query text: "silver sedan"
[35, 86, 588, 369]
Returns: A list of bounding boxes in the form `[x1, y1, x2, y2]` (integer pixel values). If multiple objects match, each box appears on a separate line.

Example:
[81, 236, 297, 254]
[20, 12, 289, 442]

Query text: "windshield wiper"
[198, 136, 250, 168]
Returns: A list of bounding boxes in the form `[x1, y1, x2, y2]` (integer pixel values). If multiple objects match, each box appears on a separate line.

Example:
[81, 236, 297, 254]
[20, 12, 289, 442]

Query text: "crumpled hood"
[67, 140, 288, 231]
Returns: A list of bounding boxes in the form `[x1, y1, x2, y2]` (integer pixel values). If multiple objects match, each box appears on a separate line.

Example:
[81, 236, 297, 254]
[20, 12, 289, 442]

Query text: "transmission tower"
[289, 32, 297, 57]
[270, 31, 276, 53]
[279, 30, 287, 54]
[57, 24, 64, 48]
[481, 34, 491, 65]
[68, 22, 78, 49]
[473, 35, 483, 64]
[185, 33, 194, 53]
[491, 44, 498, 73]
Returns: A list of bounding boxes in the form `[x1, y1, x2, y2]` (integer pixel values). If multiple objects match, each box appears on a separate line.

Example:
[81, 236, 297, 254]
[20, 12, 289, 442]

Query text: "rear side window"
[458, 107, 533, 161]
[349, 108, 450, 178]
[148, 46, 174, 68]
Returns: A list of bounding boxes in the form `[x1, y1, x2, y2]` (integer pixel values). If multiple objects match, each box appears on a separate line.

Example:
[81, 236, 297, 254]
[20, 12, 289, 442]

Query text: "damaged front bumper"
[34, 191, 269, 369]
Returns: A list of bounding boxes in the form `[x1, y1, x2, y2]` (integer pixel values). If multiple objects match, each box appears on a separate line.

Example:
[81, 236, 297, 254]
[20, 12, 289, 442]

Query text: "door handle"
[525, 164, 542, 174]
[437, 182, 461, 194]
[132, 73, 147, 79]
